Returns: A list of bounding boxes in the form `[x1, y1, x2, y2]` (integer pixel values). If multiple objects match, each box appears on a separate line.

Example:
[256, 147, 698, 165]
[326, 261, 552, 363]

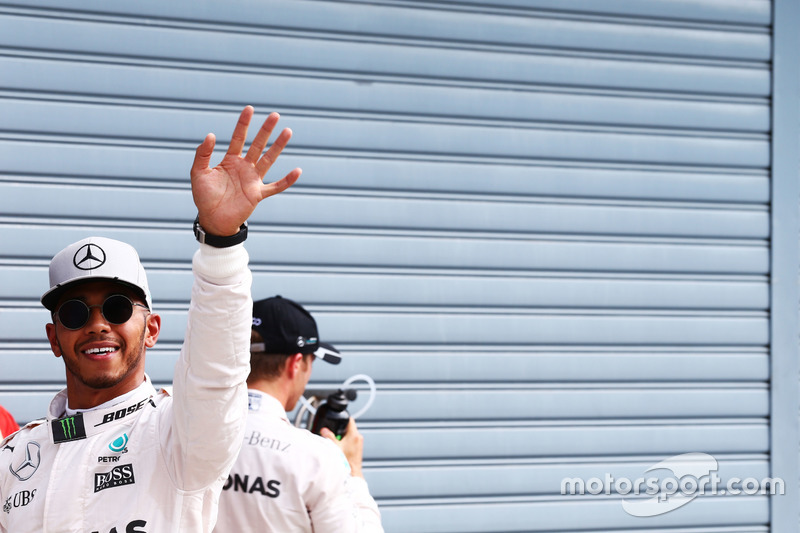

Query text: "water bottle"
[310, 389, 350, 440]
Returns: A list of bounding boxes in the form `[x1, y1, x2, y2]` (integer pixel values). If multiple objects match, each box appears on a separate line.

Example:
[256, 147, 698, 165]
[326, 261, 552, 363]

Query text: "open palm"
[190, 106, 301, 236]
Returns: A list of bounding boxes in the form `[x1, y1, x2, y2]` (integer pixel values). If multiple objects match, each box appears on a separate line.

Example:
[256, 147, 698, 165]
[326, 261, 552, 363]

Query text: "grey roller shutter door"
[0, 0, 788, 531]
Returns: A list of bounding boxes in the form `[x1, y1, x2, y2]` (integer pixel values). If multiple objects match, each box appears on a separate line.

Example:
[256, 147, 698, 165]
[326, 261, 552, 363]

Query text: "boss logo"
[94, 463, 135, 493]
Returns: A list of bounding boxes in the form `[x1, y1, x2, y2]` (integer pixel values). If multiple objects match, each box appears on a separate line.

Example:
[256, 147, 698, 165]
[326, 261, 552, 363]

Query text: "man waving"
[0, 107, 300, 533]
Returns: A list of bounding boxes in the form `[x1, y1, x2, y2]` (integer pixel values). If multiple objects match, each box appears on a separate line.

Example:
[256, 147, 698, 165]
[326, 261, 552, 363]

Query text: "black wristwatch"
[193, 216, 248, 248]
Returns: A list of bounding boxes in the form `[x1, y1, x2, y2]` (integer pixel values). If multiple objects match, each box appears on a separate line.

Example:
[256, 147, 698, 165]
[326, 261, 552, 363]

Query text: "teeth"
[85, 347, 117, 355]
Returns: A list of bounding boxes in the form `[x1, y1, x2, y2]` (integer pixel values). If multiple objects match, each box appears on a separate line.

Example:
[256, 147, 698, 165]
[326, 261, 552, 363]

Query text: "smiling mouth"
[83, 347, 119, 357]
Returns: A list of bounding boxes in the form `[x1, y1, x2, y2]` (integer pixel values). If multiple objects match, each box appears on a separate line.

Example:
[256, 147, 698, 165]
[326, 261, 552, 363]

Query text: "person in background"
[0, 406, 18, 440]
[214, 295, 384, 533]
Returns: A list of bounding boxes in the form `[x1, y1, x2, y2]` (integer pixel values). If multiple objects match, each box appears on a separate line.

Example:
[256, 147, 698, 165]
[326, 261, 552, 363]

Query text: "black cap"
[251, 296, 341, 365]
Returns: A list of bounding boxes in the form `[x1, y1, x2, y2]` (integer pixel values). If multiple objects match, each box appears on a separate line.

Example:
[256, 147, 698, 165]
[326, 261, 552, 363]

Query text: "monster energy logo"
[61, 418, 76, 438]
[52, 414, 86, 444]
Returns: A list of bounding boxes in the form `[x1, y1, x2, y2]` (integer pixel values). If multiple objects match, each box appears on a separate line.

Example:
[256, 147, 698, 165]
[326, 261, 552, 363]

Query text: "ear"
[285, 353, 303, 379]
[45, 322, 62, 358]
[144, 313, 161, 348]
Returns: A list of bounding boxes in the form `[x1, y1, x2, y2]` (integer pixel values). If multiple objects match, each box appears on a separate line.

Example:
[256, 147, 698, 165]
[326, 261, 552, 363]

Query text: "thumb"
[319, 427, 337, 442]
[191, 133, 216, 177]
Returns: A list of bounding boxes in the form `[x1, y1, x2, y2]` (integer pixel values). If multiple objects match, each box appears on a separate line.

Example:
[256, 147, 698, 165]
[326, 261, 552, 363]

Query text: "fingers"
[216, 106, 299, 201]
[261, 168, 302, 200]
[255, 127, 293, 177]
[190, 133, 216, 178]
[226, 106, 254, 157]
[244, 112, 280, 165]
[339, 419, 362, 447]
[347, 422, 363, 447]
[231, 107, 294, 178]
[319, 427, 338, 443]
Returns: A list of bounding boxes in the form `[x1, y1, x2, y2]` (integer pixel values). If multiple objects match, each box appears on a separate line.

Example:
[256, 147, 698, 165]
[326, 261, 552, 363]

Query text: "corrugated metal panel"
[0, 0, 778, 531]
[771, 0, 800, 530]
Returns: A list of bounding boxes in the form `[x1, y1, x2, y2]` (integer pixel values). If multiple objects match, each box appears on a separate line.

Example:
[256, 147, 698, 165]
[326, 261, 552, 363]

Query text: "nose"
[84, 304, 111, 333]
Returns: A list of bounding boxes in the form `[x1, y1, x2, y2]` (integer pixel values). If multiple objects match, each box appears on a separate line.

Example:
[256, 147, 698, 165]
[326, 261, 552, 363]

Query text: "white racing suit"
[0, 244, 252, 533]
[213, 390, 384, 533]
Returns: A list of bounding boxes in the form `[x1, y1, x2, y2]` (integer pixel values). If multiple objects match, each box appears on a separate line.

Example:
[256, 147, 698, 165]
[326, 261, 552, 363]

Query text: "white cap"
[41, 237, 152, 311]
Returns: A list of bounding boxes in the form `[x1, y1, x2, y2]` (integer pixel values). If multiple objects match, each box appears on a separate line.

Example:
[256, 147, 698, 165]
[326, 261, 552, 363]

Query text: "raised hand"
[190, 106, 302, 236]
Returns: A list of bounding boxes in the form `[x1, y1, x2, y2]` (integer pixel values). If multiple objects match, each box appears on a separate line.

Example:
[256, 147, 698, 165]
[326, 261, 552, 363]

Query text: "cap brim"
[41, 278, 150, 311]
[314, 342, 342, 365]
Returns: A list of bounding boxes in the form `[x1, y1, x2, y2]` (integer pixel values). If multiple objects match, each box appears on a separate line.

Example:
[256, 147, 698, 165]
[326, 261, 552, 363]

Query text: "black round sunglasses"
[55, 294, 148, 330]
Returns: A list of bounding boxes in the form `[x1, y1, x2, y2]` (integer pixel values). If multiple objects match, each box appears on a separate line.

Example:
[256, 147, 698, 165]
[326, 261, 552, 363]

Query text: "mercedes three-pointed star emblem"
[9, 441, 41, 481]
[73, 243, 107, 271]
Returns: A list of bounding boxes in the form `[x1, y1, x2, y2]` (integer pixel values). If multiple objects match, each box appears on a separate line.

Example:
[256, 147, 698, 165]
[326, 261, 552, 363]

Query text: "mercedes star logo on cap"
[73, 243, 106, 271]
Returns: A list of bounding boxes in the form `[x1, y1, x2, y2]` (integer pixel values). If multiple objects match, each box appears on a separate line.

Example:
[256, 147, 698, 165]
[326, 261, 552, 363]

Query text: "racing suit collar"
[247, 389, 290, 424]
[47, 375, 158, 444]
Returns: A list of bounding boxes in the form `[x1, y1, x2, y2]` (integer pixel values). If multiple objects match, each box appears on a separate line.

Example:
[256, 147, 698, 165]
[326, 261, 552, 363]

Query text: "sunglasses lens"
[102, 295, 134, 325]
[57, 300, 90, 330]
[56, 295, 137, 330]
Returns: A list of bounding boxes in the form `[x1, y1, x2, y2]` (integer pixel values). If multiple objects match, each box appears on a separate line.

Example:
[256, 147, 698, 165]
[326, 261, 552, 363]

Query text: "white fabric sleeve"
[307, 443, 384, 533]
[166, 243, 252, 491]
[346, 476, 385, 533]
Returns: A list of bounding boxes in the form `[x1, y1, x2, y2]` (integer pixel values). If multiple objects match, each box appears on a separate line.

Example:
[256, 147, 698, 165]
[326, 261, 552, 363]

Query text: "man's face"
[300, 354, 314, 390]
[287, 354, 314, 411]
[45, 280, 160, 408]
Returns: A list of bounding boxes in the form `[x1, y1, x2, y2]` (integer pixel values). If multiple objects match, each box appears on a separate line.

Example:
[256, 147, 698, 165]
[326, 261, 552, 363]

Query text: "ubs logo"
[3, 489, 36, 514]
[9, 441, 41, 481]
[73, 243, 106, 270]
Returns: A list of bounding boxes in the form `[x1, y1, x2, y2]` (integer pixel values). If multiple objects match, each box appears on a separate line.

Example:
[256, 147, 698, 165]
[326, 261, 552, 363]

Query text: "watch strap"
[193, 216, 248, 248]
